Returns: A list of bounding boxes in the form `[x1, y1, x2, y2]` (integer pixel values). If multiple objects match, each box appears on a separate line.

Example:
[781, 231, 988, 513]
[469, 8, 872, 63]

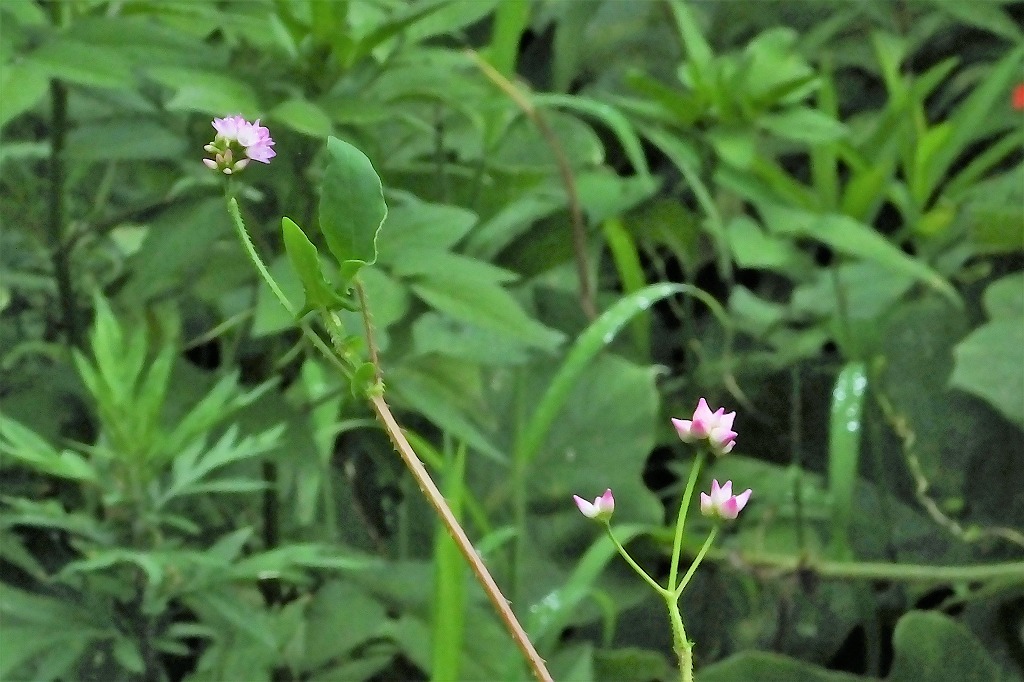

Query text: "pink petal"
[693, 398, 714, 421]
[734, 489, 751, 512]
[573, 494, 596, 518]
[717, 411, 736, 430]
[672, 418, 697, 442]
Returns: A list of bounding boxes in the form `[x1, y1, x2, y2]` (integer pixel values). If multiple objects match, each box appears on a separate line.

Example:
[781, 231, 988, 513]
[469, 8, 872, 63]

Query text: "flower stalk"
[575, 399, 751, 682]
[217, 133, 552, 680]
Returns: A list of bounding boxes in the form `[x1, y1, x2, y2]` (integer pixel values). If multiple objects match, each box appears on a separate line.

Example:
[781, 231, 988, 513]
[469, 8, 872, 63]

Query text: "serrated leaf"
[319, 137, 388, 287]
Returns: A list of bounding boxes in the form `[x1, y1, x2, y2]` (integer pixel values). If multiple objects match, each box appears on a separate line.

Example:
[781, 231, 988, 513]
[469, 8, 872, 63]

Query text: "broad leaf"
[319, 137, 388, 287]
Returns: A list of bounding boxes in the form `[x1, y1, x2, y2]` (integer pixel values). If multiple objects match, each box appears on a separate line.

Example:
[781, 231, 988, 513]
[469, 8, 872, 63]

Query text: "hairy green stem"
[665, 594, 693, 682]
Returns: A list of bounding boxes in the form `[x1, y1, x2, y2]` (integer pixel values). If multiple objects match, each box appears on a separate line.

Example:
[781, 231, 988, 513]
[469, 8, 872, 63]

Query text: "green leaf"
[375, 202, 477, 265]
[529, 525, 648, 650]
[0, 62, 49, 128]
[982, 272, 1023, 320]
[603, 218, 650, 355]
[411, 274, 563, 351]
[431, 442, 467, 682]
[28, 39, 135, 89]
[534, 94, 651, 176]
[319, 137, 388, 287]
[147, 67, 259, 117]
[517, 283, 725, 466]
[726, 215, 813, 274]
[389, 362, 506, 463]
[887, 611, 1004, 682]
[483, 0, 530, 76]
[951, 318, 1024, 428]
[281, 217, 346, 315]
[350, 362, 378, 398]
[925, 46, 1024, 196]
[271, 98, 333, 138]
[759, 107, 848, 144]
[411, 312, 532, 365]
[932, 0, 1022, 41]
[304, 581, 389, 669]
[827, 362, 867, 560]
[66, 120, 185, 161]
[700, 652, 862, 682]
[0, 416, 97, 482]
[763, 207, 960, 306]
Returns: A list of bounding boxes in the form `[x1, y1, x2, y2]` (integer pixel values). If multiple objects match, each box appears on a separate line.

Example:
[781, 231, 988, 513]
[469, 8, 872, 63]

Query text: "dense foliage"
[1, 1, 1022, 680]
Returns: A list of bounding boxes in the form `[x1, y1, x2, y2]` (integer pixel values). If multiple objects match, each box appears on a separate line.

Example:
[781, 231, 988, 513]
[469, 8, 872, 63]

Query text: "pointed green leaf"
[281, 216, 346, 315]
[319, 137, 388, 288]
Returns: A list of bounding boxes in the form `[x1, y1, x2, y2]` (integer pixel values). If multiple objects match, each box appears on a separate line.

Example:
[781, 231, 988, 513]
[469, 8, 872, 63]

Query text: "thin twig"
[228, 199, 552, 681]
[370, 394, 553, 682]
[467, 49, 597, 320]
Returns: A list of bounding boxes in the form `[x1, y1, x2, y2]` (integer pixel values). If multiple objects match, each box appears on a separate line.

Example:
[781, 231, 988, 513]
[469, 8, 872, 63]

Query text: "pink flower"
[672, 398, 737, 455]
[212, 115, 250, 141]
[700, 480, 751, 520]
[204, 115, 275, 174]
[573, 489, 615, 521]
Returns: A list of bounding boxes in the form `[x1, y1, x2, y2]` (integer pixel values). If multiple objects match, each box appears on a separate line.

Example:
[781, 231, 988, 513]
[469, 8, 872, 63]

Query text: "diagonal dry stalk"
[467, 49, 597, 321]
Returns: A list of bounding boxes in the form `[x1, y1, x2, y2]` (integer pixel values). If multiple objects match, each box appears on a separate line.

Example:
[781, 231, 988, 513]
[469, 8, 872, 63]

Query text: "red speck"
[1013, 84, 1024, 111]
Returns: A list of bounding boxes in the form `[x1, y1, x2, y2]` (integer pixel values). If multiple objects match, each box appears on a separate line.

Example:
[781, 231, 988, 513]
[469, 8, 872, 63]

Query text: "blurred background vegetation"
[1, 1, 1022, 680]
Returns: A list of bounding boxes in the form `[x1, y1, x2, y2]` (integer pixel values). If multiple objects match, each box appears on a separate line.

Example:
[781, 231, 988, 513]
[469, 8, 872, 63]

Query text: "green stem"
[685, 542, 1024, 584]
[664, 593, 693, 682]
[226, 194, 352, 381]
[668, 452, 705, 591]
[605, 525, 668, 596]
[675, 527, 718, 598]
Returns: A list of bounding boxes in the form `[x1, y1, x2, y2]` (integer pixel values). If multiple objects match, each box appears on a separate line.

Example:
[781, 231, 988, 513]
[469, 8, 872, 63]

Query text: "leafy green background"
[1, 1, 1022, 680]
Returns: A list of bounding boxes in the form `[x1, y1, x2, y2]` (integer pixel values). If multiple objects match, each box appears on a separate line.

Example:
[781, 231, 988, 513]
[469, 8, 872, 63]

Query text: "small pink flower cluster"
[573, 398, 751, 524]
[671, 398, 737, 455]
[203, 115, 275, 174]
[700, 479, 751, 520]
